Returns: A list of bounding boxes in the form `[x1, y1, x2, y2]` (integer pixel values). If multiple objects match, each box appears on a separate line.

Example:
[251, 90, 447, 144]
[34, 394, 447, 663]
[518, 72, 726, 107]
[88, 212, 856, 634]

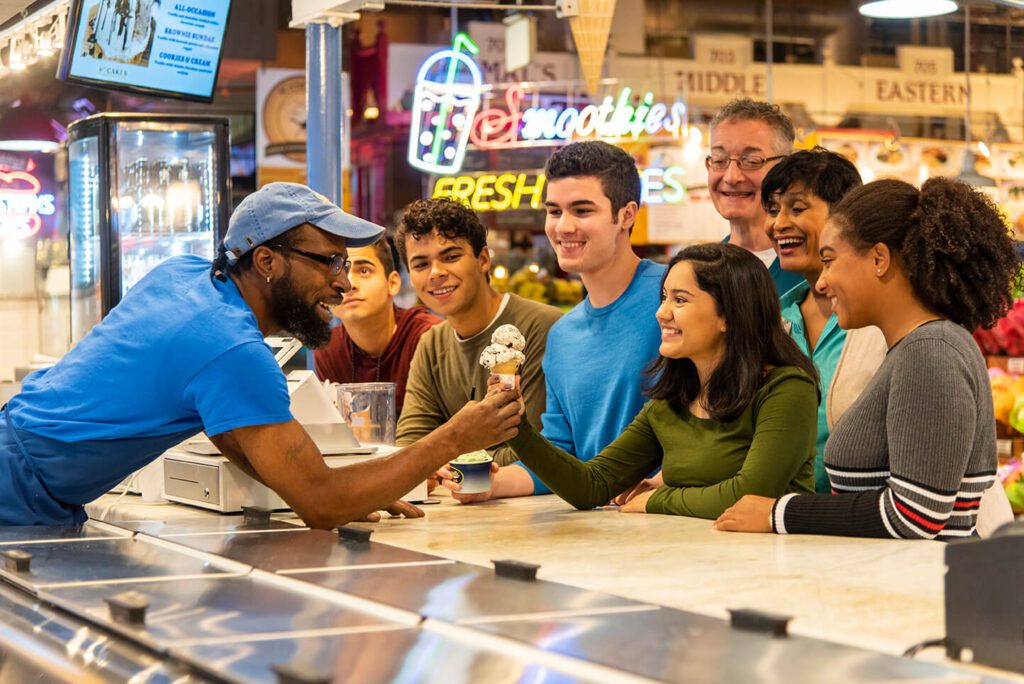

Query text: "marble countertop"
[88, 490, 1018, 680]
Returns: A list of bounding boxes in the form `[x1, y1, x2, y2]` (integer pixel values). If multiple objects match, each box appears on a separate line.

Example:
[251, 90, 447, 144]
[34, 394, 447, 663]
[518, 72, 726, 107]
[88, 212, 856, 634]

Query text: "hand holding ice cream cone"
[480, 324, 526, 413]
[487, 372, 524, 414]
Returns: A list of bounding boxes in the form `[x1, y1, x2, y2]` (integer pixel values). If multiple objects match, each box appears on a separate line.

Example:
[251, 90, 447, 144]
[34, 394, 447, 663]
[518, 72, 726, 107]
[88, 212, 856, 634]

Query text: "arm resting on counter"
[646, 373, 818, 519]
[208, 431, 267, 486]
[508, 406, 662, 510]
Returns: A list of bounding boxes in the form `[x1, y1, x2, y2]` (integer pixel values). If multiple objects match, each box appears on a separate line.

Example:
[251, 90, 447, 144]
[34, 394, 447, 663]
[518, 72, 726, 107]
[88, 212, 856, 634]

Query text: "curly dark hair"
[544, 141, 641, 216]
[760, 147, 861, 211]
[646, 243, 819, 421]
[394, 197, 487, 266]
[830, 177, 1022, 331]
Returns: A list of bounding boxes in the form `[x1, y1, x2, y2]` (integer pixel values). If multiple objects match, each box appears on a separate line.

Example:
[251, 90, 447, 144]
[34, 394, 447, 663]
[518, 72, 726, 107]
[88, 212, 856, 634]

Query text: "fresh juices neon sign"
[0, 170, 55, 239]
[409, 41, 688, 174]
[434, 167, 686, 212]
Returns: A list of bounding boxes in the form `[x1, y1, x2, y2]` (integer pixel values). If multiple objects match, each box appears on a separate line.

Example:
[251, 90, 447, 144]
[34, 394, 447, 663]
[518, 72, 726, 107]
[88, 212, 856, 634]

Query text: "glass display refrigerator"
[66, 114, 230, 345]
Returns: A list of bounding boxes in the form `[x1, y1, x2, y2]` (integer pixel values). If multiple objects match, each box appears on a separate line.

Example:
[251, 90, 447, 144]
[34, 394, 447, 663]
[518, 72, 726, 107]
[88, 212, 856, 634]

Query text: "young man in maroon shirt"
[314, 237, 441, 413]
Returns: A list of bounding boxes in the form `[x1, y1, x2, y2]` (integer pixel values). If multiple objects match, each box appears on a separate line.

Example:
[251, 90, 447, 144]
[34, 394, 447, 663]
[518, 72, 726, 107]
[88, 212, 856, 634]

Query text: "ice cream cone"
[569, 0, 617, 96]
[492, 360, 520, 386]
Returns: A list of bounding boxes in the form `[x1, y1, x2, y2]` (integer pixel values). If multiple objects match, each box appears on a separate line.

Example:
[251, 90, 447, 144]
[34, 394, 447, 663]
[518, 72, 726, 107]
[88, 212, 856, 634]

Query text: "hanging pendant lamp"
[858, 0, 958, 19]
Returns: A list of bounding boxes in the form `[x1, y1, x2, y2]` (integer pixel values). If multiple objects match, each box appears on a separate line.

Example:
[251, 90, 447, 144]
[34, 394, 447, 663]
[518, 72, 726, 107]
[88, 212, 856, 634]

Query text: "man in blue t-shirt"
[0, 183, 519, 527]
[441, 141, 666, 502]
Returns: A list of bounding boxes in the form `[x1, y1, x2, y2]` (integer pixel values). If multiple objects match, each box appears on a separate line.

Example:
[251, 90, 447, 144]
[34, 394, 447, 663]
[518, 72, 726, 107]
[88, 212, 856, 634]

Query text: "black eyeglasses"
[268, 244, 351, 275]
[705, 154, 786, 172]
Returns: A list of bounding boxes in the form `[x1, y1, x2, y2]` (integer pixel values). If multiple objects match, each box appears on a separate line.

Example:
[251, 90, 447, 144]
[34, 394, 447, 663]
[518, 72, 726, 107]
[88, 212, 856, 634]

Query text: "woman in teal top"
[762, 149, 887, 492]
[489, 243, 820, 519]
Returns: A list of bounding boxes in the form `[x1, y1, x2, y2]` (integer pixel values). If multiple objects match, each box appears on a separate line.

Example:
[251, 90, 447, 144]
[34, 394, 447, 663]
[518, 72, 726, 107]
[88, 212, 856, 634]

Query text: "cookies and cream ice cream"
[480, 324, 526, 383]
[491, 324, 525, 351]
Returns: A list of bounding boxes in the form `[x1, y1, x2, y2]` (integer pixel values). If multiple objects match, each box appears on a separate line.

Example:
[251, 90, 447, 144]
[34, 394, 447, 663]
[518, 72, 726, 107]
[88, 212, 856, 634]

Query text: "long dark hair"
[646, 243, 818, 421]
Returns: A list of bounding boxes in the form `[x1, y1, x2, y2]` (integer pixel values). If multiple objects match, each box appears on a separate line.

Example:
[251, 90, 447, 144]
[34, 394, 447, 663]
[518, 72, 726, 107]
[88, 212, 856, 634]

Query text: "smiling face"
[265, 225, 350, 348]
[708, 119, 787, 226]
[816, 219, 881, 329]
[544, 175, 636, 276]
[655, 260, 727, 366]
[765, 182, 832, 279]
[333, 245, 400, 325]
[404, 230, 490, 318]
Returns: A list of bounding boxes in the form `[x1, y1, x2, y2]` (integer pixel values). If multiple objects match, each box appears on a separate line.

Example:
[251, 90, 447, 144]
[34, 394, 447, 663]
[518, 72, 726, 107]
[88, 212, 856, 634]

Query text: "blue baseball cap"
[223, 182, 384, 263]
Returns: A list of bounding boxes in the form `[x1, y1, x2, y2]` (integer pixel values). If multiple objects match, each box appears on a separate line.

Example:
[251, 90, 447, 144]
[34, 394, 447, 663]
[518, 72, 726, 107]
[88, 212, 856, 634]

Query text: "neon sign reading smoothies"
[0, 170, 55, 239]
[469, 86, 688, 149]
[408, 37, 689, 174]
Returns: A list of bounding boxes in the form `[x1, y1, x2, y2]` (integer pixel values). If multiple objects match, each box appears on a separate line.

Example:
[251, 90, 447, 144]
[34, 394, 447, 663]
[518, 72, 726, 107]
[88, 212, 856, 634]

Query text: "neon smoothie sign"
[408, 38, 689, 174]
[0, 170, 55, 239]
[470, 86, 688, 149]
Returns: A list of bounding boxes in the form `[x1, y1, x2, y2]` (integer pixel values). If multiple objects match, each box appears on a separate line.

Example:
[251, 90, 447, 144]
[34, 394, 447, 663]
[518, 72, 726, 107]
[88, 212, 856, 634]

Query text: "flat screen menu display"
[58, 0, 232, 103]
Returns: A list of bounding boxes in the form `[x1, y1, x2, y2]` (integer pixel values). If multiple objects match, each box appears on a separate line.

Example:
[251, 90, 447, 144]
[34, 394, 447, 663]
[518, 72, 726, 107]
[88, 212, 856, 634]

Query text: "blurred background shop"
[3, 0, 1024, 385]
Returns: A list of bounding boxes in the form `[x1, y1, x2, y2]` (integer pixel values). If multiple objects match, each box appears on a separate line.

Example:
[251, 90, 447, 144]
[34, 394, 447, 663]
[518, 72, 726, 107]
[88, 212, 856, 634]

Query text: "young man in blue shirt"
[442, 141, 667, 502]
[0, 183, 519, 527]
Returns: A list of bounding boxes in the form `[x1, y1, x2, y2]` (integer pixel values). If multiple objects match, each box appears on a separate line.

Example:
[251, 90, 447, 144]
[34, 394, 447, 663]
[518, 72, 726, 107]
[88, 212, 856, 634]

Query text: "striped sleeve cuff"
[772, 493, 800, 534]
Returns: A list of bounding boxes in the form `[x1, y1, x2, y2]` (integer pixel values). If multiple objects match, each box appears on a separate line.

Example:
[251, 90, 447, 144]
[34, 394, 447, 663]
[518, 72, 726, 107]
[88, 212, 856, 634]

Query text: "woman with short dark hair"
[489, 242, 820, 519]
[761, 148, 887, 493]
[716, 178, 1021, 539]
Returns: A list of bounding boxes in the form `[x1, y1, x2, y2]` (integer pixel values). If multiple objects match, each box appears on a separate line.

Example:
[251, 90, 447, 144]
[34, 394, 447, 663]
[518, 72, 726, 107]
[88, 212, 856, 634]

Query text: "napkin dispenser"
[945, 522, 1024, 672]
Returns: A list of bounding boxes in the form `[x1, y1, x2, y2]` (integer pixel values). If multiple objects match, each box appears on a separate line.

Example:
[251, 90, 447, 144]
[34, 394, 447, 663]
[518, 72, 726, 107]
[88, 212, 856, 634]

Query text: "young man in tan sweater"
[395, 198, 562, 466]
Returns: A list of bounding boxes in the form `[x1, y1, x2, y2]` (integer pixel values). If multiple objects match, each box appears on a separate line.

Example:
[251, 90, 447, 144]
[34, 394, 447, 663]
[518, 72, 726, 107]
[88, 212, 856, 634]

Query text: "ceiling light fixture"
[8, 36, 25, 70]
[858, 0, 958, 19]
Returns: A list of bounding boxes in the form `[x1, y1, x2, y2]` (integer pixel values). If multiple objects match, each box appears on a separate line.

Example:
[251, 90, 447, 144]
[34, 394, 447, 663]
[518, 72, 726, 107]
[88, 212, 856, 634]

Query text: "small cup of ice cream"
[448, 450, 494, 494]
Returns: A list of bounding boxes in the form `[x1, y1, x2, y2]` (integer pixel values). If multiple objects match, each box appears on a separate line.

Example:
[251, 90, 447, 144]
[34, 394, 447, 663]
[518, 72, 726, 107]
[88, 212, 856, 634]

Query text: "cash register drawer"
[164, 460, 221, 505]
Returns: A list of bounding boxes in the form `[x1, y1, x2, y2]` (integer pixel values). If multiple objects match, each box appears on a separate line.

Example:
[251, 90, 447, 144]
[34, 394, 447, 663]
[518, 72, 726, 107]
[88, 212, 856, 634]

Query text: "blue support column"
[305, 23, 344, 368]
[305, 23, 343, 203]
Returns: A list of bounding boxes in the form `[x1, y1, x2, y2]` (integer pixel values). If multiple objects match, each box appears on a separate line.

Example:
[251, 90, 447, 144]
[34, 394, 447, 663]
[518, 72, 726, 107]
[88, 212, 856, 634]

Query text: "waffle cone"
[569, 0, 617, 96]
[492, 360, 520, 376]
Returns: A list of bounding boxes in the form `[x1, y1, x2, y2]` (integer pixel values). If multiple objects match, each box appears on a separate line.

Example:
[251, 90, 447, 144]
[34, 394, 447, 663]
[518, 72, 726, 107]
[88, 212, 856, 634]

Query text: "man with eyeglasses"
[0, 183, 520, 528]
[707, 98, 803, 295]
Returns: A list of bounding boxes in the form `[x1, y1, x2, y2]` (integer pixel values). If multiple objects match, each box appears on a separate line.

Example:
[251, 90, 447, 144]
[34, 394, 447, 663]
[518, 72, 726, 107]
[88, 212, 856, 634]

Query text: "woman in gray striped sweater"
[714, 177, 1021, 540]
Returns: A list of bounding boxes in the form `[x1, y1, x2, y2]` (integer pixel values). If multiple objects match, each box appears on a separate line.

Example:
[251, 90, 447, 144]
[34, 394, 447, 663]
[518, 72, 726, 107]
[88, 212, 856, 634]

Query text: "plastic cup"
[335, 382, 396, 445]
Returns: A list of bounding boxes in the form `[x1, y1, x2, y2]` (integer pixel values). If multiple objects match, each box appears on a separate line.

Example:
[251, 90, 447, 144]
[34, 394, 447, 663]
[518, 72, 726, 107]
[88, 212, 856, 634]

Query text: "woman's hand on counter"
[612, 473, 664, 506]
[618, 489, 655, 513]
[713, 495, 775, 533]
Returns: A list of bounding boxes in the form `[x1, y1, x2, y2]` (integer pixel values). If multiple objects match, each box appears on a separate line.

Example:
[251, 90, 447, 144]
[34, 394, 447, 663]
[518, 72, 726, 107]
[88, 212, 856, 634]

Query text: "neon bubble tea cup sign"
[408, 33, 483, 175]
[408, 44, 689, 175]
[0, 170, 55, 239]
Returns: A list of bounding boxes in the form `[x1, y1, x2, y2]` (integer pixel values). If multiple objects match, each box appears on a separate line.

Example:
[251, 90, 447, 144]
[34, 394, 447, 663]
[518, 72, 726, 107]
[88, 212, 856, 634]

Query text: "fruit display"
[494, 266, 584, 307]
[975, 299, 1024, 357]
[991, 367, 1024, 427]
[999, 459, 1024, 513]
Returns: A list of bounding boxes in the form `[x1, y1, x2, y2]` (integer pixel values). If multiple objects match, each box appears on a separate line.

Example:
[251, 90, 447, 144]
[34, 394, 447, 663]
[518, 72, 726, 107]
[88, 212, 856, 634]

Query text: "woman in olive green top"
[493, 243, 820, 519]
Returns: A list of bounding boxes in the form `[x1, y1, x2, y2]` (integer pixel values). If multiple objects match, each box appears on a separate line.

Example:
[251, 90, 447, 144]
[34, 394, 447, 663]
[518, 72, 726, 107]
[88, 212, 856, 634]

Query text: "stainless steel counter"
[0, 500, 1013, 682]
